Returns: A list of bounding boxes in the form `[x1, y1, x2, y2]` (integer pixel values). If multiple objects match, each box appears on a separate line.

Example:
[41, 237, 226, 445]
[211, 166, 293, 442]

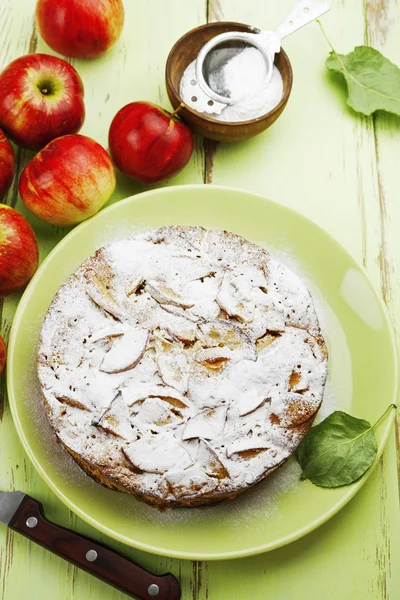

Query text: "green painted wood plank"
[204, 0, 400, 598]
[363, 0, 400, 349]
[0, 0, 206, 599]
[363, 0, 400, 556]
[206, 0, 369, 257]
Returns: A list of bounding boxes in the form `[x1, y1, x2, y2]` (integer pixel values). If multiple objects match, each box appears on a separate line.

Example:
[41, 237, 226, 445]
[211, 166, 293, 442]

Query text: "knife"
[0, 490, 181, 600]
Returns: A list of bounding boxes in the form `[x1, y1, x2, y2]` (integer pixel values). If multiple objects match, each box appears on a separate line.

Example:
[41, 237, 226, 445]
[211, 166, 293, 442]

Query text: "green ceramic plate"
[7, 185, 398, 560]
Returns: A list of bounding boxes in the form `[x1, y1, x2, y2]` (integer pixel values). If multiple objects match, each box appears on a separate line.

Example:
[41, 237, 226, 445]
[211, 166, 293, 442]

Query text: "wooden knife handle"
[8, 495, 181, 600]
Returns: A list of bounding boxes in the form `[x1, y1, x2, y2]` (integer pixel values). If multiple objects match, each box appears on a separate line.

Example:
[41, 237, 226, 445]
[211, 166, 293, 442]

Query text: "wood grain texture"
[364, 0, 400, 487]
[1, 0, 399, 599]
[0, 1, 205, 599]
[203, 1, 400, 599]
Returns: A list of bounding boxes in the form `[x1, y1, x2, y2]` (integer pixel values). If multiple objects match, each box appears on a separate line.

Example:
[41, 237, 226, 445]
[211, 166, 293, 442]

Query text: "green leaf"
[326, 47, 400, 116]
[296, 404, 396, 488]
[318, 22, 400, 117]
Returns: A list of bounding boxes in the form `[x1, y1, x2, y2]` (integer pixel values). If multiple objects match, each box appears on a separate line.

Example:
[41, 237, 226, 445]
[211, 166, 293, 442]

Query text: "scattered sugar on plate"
[17, 226, 350, 539]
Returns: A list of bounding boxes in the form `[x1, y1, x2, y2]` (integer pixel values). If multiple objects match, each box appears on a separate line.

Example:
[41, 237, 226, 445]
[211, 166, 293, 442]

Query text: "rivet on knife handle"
[8, 495, 181, 600]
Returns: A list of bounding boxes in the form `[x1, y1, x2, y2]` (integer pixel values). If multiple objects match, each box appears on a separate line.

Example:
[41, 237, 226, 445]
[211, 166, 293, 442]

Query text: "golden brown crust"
[60, 437, 287, 507]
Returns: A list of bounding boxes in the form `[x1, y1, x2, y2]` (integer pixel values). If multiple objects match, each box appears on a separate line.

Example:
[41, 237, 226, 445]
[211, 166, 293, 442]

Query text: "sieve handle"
[274, 0, 331, 40]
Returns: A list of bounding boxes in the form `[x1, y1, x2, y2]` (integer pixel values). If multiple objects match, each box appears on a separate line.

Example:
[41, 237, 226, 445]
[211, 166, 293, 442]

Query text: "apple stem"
[170, 103, 184, 120]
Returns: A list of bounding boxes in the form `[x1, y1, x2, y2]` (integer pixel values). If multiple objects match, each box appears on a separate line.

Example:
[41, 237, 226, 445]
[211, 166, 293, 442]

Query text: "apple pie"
[37, 226, 328, 507]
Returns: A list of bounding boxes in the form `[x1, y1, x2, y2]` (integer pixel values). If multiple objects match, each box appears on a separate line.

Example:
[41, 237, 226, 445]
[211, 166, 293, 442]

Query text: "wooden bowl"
[165, 22, 293, 143]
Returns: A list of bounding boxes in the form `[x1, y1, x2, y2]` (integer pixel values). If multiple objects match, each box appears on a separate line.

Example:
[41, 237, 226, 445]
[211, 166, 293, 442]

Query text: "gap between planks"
[195, 2, 222, 596]
[364, 0, 400, 488]
[363, 3, 399, 598]
[203, 0, 223, 185]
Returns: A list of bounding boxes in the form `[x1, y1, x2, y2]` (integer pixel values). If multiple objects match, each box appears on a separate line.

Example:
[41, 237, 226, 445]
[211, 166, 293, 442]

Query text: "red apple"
[0, 205, 39, 297]
[0, 129, 15, 201]
[19, 134, 116, 227]
[36, 0, 125, 59]
[0, 334, 6, 377]
[0, 53, 85, 150]
[108, 102, 194, 184]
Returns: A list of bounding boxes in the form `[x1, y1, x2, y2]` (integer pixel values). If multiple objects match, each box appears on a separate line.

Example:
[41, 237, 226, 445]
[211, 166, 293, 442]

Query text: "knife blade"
[0, 490, 25, 525]
[0, 490, 180, 600]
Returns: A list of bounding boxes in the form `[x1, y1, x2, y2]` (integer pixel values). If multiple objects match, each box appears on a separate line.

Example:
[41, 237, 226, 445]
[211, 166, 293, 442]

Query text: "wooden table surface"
[1, 0, 400, 598]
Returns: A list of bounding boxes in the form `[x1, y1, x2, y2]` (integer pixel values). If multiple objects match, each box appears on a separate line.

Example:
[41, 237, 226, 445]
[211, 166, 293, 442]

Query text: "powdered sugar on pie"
[37, 226, 328, 507]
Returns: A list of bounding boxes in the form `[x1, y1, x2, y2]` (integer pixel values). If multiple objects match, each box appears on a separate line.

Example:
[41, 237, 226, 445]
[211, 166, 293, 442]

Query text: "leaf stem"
[317, 20, 336, 54]
[372, 403, 397, 431]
